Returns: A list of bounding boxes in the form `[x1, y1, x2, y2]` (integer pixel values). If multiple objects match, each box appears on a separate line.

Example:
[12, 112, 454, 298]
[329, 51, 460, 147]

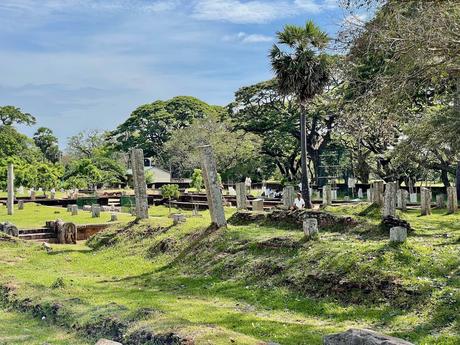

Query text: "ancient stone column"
[322, 185, 332, 206]
[18, 200, 24, 210]
[7, 163, 14, 215]
[30, 190, 36, 201]
[410, 192, 417, 203]
[199, 145, 227, 228]
[420, 187, 432, 216]
[252, 199, 264, 212]
[436, 194, 446, 209]
[50, 190, 56, 200]
[383, 182, 397, 218]
[71, 205, 78, 216]
[282, 185, 296, 208]
[91, 204, 101, 218]
[447, 186, 458, 214]
[390, 226, 407, 243]
[303, 218, 319, 239]
[235, 182, 247, 210]
[366, 188, 371, 201]
[357, 188, 363, 199]
[397, 189, 408, 211]
[110, 213, 118, 222]
[372, 181, 384, 206]
[130, 148, 149, 219]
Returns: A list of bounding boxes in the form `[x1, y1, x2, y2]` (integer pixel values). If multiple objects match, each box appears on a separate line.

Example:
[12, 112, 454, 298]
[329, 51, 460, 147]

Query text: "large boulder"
[324, 329, 414, 345]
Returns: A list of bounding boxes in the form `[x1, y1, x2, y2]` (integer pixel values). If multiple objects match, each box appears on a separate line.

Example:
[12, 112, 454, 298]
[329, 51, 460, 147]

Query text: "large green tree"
[0, 106, 36, 126]
[108, 96, 224, 163]
[270, 21, 330, 207]
[33, 127, 61, 163]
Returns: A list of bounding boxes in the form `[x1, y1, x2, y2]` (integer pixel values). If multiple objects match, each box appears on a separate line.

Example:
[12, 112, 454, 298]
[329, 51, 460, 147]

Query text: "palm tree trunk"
[300, 105, 312, 208]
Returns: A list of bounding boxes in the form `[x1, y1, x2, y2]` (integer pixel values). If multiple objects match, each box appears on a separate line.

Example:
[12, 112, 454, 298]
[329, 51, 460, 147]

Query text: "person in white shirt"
[292, 192, 305, 210]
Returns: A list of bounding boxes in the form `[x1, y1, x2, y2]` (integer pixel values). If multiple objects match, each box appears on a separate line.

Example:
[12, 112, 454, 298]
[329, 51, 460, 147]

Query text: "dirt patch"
[125, 328, 193, 345]
[80, 316, 127, 342]
[146, 238, 177, 257]
[255, 237, 301, 250]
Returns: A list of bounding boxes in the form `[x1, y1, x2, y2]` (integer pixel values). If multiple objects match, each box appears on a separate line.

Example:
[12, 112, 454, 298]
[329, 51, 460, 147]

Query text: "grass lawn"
[0, 309, 89, 345]
[0, 203, 135, 228]
[0, 204, 458, 344]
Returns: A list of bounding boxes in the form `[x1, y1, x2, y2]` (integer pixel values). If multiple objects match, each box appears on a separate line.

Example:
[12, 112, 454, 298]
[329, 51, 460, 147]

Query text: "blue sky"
[0, 0, 362, 145]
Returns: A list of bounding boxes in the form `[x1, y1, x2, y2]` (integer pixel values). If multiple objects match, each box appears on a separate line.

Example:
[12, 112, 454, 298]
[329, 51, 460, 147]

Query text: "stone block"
[252, 199, 264, 212]
[383, 182, 397, 218]
[110, 213, 118, 222]
[420, 187, 432, 216]
[303, 218, 319, 239]
[324, 328, 414, 345]
[235, 182, 247, 209]
[172, 213, 186, 225]
[282, 186, 296, 208]
[322, 185, 332, 206]
[447, 186, 458, 214]
[436, 194, 445, 208]
[390, 226, 407, 243]
[18, 200, 24, 210]
[71, 205, 78, 216]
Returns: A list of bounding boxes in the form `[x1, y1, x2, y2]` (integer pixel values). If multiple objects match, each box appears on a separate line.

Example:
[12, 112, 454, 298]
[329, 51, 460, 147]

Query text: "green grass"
[0, 203, 135, 228]
[0, 309, 89, 345]
[0, 204, 458, 344]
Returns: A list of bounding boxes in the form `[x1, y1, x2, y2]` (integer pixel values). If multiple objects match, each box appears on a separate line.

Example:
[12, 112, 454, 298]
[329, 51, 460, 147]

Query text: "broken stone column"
[282, 185, 296, 208]
[390, 226, 407, 243]
[71, 205, 78, 216]
[199, 145, 227, 228]
[420, 187, 432, 216]
[130, 148, 149, 219]
[372, 181, 384, 206]
[55, 219, 65, 243]
[110, 213, 118, 222]
[30, 190, 36, 201]
[436, 194, 446, 209]
[91, 204, 101, 218]
[322, 185, 332, 206]
[7, 163, 14, 216]
[409, 192, 417, 203]
[172, 213, 186, 225]
[50, 190, 56, 200]
[18, 200, 24, 210]
[252, 199, 264, 212]
[235, 182, 247, 209]
[303, 218, 319, 239]
[366, 188, 371, 201]
[397, 189, 408, 211]
[447, 186, 458, 214]
[383, 182, 397, 218]
[357, 188, 363, 199]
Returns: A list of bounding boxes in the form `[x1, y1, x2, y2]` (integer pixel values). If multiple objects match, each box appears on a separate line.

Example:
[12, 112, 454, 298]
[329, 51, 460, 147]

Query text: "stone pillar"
[252, 199, 264, 212]
[303, 218, 319, 239]
[357, 188, 363, 199]
[130, 149, 149, 219]
[409, 192, 417, 203]
[447, 186, 458, 214]
[420, 188, 432, 216]
[91, 204, 101, 218]
[282, 186, 296, 208]
[322, 185, 332, 206]
[372, 181, 384, 206]
[62, 222, 77, 244]
[199, 145, 227, 228]
[7, 163, 14, 215]
[366, 188, 371, 201]
[50, 190, 56, 200]
[110, 213, 118, 222]
[235, 182, 247, 210]
[71, 205, 78, 216]
[18, 200, 24, 210]
[390, 226, 407, 243]
[30, 190, 36, 201]
[383, 182, 397, 218]
[397, 189, 408, 211]
[436, 194, 446, 209]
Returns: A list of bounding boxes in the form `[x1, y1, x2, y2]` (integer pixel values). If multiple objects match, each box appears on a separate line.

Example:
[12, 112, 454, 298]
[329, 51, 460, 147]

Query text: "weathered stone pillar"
[110, 213, 118, 222]
[252, 199, 264, 212]
[436, 194, 446, 209]
[7, 163, 14, 215]
[390, 226, 407, 243]
[282, 186, 296, 208]
[420, 187, 432, 216]
[91, 204, 101, 218]
[409, 192, 417, 203]
[322, 185, 332, 206]
[303, 218, 319, 239]
[357, 188, 363, 199]
[199, 145, 226, 228]
[18, 200, 24, 210]
[235, 182, 247, 210]
[397, 189, 408, 211]
[130, 148, 149, 219]
[50, 190, 56, 200]
[447, 186, 458, 214]
[30, 190, 36, 201]
[71, 205, 78, 216]
[366, 188, 371, 201]
[372, 181, 384, 206]
[383, 182, 397, 218]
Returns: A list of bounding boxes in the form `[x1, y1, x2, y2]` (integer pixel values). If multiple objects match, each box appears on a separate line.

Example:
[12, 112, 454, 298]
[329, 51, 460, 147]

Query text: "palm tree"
[270, 21, 330, 208]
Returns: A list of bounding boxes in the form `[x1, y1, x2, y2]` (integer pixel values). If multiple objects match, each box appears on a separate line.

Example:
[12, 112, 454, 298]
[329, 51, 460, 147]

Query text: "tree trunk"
[441, 169, 450, 188]
[456, 161, 460, 201]
[300, 106, 312, 208]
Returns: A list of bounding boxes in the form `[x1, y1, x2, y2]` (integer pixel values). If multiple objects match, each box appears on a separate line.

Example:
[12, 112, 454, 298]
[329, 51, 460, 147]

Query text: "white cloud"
[193, 0, 339, 24]
[223, 32, 273, 43]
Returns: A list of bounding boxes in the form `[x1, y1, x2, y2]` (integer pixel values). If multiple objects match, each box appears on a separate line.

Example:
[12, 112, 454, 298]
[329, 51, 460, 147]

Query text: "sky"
[0, 0, 363, 146]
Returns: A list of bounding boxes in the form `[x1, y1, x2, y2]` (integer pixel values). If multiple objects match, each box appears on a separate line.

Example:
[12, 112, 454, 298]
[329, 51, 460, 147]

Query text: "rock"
[172, 213, 186, 225]
[303, 218, 319, 239]
[95, 339, 122, 345]
[390, 226, 407, 243]
[252, 198, 264, 212]
[323, 328, 414, 345]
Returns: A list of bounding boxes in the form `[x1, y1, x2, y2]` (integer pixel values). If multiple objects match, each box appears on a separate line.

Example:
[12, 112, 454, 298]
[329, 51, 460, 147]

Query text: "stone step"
[19, 228, 50, 235]
[19, 232, 57, 241]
